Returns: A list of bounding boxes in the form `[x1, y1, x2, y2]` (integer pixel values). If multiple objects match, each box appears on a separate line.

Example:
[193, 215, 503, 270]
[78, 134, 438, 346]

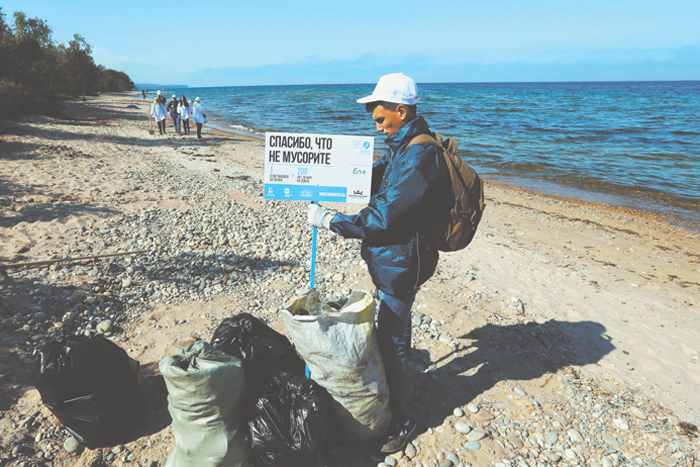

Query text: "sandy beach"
[1, 93, 699, 466]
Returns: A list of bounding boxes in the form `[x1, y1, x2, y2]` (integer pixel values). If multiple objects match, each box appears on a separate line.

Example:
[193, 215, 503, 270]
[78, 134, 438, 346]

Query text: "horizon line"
[135, 79, 700, 90]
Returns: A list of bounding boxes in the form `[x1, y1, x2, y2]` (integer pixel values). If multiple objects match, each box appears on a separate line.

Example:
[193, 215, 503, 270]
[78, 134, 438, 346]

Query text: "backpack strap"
[407, 133, 442, 148]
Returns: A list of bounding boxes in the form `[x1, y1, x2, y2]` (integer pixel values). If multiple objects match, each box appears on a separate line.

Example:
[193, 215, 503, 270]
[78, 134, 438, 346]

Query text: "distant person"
[192, 97, 207, 141]
[306, 73, 451, 454]
[178, 96, 191, 135]
[167, 95, 180, 133]
[151, 93, 168, 135]
[141, 90, 146, 99]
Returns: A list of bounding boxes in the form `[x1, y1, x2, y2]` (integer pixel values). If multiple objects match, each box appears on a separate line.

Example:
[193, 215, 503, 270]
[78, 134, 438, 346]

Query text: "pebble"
[404, 443, 417, 458]
[446, 453, 459, 465]
[452, 408, 464, 417]
[655, 456, 678, 466]
[467, 429, 486, 442]
[384, 456, 397, 467]
[96, 320, 113, 333]
[506, 435, 523, 449]
[546, 431, 559, 445]
[613, 418, 629, 430]
[602, 434, 620, 448]
[463, 441, 480, 451]
[63, 437, 81, 454]
[438, 461, 453, 467]
[122, 277, 133, 288]
[514, 386, 527, 396]
[543, 450, 561, 462]
[455, 423, 472, 434]
[565, 448, 577, 459]
[629, 407, 648, 420]
[564, 429, 582, 444]
[467, 403, 479, 413]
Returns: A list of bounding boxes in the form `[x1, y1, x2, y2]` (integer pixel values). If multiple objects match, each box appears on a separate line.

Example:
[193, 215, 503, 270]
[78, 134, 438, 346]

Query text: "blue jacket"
[330, 116, 450, 300]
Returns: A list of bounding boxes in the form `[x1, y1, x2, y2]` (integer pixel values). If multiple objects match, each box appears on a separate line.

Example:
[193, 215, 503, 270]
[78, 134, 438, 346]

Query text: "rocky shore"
[1, 93, 699, 467]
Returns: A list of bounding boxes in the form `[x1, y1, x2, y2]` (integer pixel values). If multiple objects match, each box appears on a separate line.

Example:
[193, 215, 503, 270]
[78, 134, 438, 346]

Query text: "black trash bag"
[210, 313, 305, 392]
[35, 336, 145, 448]
[249, 370, 330, 467]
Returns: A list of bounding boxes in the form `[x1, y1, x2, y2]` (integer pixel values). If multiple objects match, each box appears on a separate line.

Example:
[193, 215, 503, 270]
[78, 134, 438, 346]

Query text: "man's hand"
[307, 204, 334, 229]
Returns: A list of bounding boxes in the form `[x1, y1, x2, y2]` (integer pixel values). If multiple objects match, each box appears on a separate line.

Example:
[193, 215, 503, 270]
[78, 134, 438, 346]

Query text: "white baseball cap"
[357, 73, 420, 105]
[172, 94, 177, 99]
[195, 97, 201, 102]
[156, 90, 161, 95]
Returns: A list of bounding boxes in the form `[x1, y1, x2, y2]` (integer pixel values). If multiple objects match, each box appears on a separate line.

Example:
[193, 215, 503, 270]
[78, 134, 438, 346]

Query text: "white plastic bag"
[159, 341, 252, 467]
[282, 289, 391, 441]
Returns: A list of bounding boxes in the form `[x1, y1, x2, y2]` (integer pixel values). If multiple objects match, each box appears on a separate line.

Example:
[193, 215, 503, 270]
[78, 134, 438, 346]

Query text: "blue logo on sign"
[363, 141, 370, 150]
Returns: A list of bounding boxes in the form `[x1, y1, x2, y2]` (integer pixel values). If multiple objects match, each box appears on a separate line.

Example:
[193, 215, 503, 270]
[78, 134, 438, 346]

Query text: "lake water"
[167, 81, 700, 229]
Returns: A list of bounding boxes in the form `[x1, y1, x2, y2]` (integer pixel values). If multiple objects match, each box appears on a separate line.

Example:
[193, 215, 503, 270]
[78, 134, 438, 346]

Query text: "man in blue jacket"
[307, 73, 450, 453]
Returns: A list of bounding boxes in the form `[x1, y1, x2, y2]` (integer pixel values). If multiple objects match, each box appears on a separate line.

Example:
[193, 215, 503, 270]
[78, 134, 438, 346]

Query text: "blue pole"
[306, 202, 319, 379]
[310, 201, 318, 290]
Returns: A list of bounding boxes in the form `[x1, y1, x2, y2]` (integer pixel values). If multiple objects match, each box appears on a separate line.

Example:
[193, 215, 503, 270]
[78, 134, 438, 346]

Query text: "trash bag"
[210, 313, 305, 392]
[282, 289, 391, 441]
[249, 369, 329, 467]
[35, 336, 145, 448]
[160, 341, 252, 467]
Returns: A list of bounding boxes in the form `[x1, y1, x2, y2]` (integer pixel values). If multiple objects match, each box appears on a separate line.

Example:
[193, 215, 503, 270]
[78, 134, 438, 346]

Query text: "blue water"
[168, 81, 700, 228]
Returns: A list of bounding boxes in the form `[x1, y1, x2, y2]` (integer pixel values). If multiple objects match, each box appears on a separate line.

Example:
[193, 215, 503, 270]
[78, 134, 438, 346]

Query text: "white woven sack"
[282, 289, 391, 441]
[159, 341, 252, 467]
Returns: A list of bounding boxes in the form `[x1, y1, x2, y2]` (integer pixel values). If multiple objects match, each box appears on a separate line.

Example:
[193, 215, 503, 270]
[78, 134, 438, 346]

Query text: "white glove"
[307, 204, 334, 229]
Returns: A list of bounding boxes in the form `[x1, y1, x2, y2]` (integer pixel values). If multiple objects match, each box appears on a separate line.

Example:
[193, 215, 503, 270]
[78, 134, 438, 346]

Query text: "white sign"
[264, 132, 374, 203]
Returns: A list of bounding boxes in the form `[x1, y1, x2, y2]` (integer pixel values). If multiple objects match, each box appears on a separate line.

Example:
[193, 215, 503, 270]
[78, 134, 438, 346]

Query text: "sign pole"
[310, 202, 318, 289]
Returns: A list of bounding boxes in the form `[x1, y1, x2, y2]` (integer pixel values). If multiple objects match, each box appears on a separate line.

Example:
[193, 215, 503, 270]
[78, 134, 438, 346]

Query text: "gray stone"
[446, 453, 459, 465]
[112, 445, 124, 454]
[455, 423, 472, 434]
[567, 428, 584, 443]
[88, 268, 99, 277]
[463, 441, 480, 451]
[467, 429, 486, 442]
[384, 456, 397, 467]
[506, 435, 524, 449]
[655, 457, 678, 467]
[63, 436, 81, 454]
[565, 449, 578, 459]
[629, 407, 648, 420]
[453, 408, 464, 417]
[122, 277, 133, 288]
[613, 418, 629, 430]
[467, 403, 479, 413]
[602, 434, 620, 448]
[439, 461, 453, 467]
[543, 450, 561, 462]
[96, 320, 113, 333]
[514, 386, 527, 396]
[404, 443, 417, 458]
[546, 431, 559, 445]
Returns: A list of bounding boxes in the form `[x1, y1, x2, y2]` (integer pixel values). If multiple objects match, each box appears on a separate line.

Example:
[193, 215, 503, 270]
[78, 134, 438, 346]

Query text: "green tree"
[11, 11, 55, 97]
[59, 34, 100, 98]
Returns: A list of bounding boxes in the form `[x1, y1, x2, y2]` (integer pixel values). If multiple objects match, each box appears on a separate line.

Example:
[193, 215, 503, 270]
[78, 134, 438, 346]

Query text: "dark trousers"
[157, 120, 165, 134]
[377, 291, 416, 422]
[171, 113, 180, 133]
[182, 118, 190, 134]
[196, 122, 203, 139]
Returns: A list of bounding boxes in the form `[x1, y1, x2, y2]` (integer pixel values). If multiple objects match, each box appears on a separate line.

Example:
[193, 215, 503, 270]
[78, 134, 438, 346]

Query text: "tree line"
[0, 8, 135, 116]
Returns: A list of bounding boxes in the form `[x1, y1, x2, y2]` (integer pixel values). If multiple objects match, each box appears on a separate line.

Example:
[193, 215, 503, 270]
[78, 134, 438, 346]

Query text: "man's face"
[372, 105, 405, 137]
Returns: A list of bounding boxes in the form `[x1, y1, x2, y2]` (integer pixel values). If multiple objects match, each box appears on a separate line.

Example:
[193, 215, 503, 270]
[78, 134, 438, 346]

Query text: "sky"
[2, 0, 699, 87]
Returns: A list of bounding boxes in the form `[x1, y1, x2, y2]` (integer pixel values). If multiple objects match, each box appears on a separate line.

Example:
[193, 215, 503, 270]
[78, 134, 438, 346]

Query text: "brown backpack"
[408, 133, 486, 252]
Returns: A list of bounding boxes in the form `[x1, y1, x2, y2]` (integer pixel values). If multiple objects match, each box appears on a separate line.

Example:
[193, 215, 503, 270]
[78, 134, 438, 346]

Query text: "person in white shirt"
[178, 96, 191, 135]
[150, 93, 168, 135]
[192, 96, 207, 141]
